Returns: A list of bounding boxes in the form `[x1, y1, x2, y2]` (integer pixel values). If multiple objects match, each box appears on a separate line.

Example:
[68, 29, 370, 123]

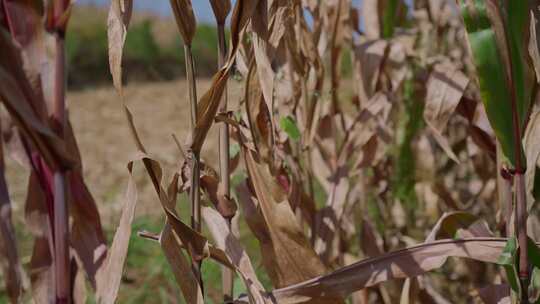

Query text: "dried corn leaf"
[242, 146, 329, 289]
[170, 0, 197, 45]
[0, 29, 73, 169]
[235, 181, 271, 246]
[424, 64, 469, 163]
[425, 211, 479, 242]
[107, 0, 133, 95]
[314, 167, 349, 264]
[209, 0, 231, 25]
[25, 168, 52, 304]
[191, 0, 259, 153]
[95, 161, 138, 304]
[200, 174, 237, 219]
[524, 109, 540, 210]
[362, 0, 381, 39]
[202, 207, 270, 303]
[160, 224, 204, 304]
[476, 284, 510, 304]
[139, 156, 210, 261]
[251, 0, 275, 111]
[245, 62, 274, 162]
[361, 216, 384, 257]
[0, 120, 22, 303]
[261, 238, 511, 303]
[28, 236, 54, 304]
[66, 122, 107, 288]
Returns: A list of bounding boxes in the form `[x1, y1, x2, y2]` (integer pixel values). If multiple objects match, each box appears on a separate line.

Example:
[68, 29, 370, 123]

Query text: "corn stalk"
[183, 43, 203, 288]
[216, 21, 234, 301]
[47, 0, 70, 301]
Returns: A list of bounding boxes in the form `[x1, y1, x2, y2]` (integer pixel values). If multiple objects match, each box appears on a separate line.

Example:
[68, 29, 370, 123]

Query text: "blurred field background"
[3, 4, 354, 303]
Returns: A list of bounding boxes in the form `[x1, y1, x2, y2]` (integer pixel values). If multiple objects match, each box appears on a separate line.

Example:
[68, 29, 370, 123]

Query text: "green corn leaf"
[497, 237, 517, 266]
[280, 116, 301, 142]
[528, 237, 540, 269]
[382, 0, 399, 38]
[497, 237, 521, 294]
[505, 0, 535, 128]
[458, 0, 533, 168]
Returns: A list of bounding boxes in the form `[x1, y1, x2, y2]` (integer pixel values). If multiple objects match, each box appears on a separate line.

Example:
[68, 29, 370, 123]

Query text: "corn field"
[2, 0, 540, 303]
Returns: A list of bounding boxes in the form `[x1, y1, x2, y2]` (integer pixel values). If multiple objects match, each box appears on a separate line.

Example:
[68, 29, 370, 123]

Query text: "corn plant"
[458, 0, 538, 301]
[0, 1, 140, 303]
[103, 0, 540, 304]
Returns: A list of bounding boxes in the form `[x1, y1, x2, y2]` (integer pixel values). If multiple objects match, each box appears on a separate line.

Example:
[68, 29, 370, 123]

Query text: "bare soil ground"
[6, 79, 244, 224]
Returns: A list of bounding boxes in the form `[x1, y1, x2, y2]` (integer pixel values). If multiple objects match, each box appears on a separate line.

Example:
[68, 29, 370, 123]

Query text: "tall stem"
[216, 23, 234, 302]
[508, 70, 528, 301]
[184, 44, 203, 288]
[52, 15, 69, 304]
[185, 45, 198, 134]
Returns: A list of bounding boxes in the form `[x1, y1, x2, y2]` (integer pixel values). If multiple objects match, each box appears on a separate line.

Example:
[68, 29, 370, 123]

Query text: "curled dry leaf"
[107, 0, 133, 95]
[425, 211, 481, 242]
[170, 0, 197, 45]
[200, 174, 238, 219]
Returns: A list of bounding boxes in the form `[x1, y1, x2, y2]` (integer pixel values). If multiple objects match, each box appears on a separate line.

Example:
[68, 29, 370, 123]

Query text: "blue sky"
[79, 1, 369, 25]
[79, 0, 218, 23]
[76, 0, 423, 34]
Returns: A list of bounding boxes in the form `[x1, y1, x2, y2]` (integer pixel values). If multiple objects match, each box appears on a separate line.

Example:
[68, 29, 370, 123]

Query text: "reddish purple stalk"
[50, 1, 70, 302]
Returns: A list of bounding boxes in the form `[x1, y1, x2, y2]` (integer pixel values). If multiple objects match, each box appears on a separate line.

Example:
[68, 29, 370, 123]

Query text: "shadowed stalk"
[515, 173, 528, 303]
[184, 43, 203, 288]
[50, 1, 69, 301]
[216, 22, 234, 302]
